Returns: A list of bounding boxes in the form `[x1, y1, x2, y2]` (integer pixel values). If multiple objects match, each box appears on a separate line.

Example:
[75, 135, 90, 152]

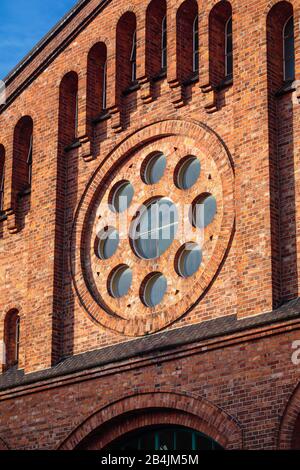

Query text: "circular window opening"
[109, 180, 134, 213]
[191, 194, 217, 229]
[130, 197, 179, 260]
[142, 152, 167, 185]
[95, 227, 120, 260]
[176, 242, 202, 278]
[141, 272, 167, 308]
[108, 265, 133, 298]
[175, 156, 201, 190]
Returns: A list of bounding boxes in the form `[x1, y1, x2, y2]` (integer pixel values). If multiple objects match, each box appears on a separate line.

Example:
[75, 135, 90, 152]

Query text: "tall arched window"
[225, 17, 233, 79]
[58, 72, 78, 146]
[193, 15, 199, 73]
[131, 30, 137, 82]
[176, 0, 199, 83]
[4, 310, 20, 370]
[102, 60, 107, 110]
[12, 116, 34, 202]
[146, 0, 167, 79]
[116, 12, 137, 102]
[283, 16, 295, 82]
[87, 42, 107, 133]
[27, 134, 33, 187]
[209, 1, 232, 87]
[162, 16, 167, 70]
[0, 145, 4, 212]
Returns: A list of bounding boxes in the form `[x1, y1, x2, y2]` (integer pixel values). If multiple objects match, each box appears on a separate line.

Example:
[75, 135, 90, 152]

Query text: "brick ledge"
[1, 297, 300, 393]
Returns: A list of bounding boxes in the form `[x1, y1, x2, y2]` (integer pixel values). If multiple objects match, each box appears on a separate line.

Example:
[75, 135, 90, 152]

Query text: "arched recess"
[3, 309, 20, 372]
[11, 115, 33, 230]
[58, 392, 242, 450]
[53, 71, 79, 364]
[86, 42, 107, 135]
[278, 382, 300, 449]
[176, 0, 199, 83]
[0, 144, 5, 213]
[116, 12, 137, 104]
[267, 1, 296, 303]
[146, 0, 167, 79]
[209, 1, 232, 87]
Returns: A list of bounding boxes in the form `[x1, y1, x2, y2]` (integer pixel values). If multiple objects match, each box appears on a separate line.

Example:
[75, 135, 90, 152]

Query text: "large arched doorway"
[104, 425, 223, 451]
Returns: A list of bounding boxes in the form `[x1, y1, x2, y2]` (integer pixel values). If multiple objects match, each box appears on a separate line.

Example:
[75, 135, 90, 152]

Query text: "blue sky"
[0, 0, 78, 80]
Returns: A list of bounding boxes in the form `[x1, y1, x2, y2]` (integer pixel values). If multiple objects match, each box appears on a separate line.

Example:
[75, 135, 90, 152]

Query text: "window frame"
[193, 15, 199, 73]
[225, 16, 233, 79]
[130, 30, 137, 82]
[15, 316, 20, 364]
[283, 15, 295, 82]
[102, 60, 107, 111]
[161, 15, 167, 70]
[0, 155, 4, 212]
[26, 134, 33, 187]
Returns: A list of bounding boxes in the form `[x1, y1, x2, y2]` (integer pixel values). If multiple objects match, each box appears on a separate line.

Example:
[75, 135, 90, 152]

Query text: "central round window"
[131, 197, 179, 260]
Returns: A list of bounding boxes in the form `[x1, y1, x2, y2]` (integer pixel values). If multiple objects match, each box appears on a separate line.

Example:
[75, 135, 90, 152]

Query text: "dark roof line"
[3, 0, 88, 84]
[1, 297, 300, 393]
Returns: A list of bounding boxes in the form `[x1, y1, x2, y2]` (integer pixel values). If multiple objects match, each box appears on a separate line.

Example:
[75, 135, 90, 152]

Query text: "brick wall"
[0, 0, 300, 450]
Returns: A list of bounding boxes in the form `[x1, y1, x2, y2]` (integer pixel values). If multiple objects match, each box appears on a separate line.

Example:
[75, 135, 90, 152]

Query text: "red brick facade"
[0, 0, 300, 450]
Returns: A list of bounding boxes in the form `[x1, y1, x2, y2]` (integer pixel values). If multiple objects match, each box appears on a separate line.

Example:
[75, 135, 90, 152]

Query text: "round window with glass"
[83, 132, 232, 336]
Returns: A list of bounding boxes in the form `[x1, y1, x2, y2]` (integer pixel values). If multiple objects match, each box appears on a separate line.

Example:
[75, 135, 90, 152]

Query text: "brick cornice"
[0, 310, 300, 401]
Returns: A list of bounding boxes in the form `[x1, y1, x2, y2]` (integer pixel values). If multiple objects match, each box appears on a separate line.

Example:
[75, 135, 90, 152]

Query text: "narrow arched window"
[0, 145, 4, 212]
[225, 17, 233, 79]
[193, 15, 199, 73]
[102, 60, 107, 110]
[4, 310, 20, 370]
[27, 133, 33, 187]
[15, 316, 20, 364]
[283, 16, 295, 82]
[162, 16, 167, 70]
[131, 30, 137, 82]
[75, 92, 79, 138]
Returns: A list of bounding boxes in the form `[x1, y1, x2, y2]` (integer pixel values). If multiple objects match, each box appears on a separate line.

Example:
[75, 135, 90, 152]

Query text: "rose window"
[73, 122, 234, 336]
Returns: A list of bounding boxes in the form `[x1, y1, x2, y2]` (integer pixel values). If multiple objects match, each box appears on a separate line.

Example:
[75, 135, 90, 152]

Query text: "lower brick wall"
[0, 325, 300, 450]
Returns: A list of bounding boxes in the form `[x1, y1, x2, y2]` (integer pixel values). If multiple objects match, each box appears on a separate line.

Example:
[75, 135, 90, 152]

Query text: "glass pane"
[285, 58, 295, 81]
[196, 434, 214, 450]
[194, 51, 199, 72]
[111, 181, 134, 213]
[177, 243, 202, 278]
[133, 198, 178, 260]
[97, 227, 119, 260]
[143, 273, 167, 308]
[226, 54, 233, 77]
[176, 430, 193, 450]
[227, 35, 233, 54]
[284, 17, 294, 38]
[140, 431, 156, 450]
[177, 156, 201, 190]
[158, 429, 174, 451]
[109, 265, 132, 298]
[143, 152, 167, 185]
[226, 18, 232, 35]
[193, 194, 217, 229]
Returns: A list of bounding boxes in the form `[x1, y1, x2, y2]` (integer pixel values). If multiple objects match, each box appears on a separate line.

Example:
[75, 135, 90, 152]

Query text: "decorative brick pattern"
[73, 119, 234, 336]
